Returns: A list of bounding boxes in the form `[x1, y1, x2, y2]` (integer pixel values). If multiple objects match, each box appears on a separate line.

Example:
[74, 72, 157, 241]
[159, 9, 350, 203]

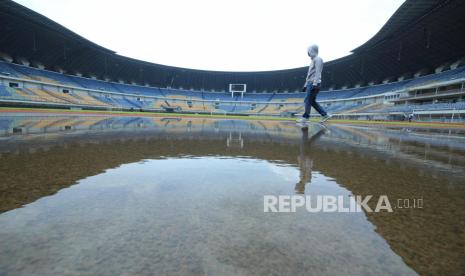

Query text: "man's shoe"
[296, 117, 309, 123]
[320, 114, 333, 123]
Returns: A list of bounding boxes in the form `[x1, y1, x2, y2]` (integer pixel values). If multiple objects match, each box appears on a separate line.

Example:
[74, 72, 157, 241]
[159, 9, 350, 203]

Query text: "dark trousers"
[302, 84, 327, 118]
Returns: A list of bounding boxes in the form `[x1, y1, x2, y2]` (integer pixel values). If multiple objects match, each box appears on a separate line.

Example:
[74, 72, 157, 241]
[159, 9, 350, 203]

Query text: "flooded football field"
[0, 113, 464, 275]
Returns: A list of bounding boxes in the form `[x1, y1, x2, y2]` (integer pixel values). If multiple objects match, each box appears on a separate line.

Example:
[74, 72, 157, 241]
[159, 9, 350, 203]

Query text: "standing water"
[0, 114, 464, 275]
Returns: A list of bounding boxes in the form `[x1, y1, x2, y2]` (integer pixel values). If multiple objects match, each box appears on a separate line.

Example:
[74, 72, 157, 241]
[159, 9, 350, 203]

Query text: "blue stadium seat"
[0, 62, 21, 77]
[0, 85, 12, 96]
[1, 58, 464, 115]
[71, 76, 118, 91]
[404, 67, 465, 88]
[113, 83, 163, 96]
[8, 63, 80, 86]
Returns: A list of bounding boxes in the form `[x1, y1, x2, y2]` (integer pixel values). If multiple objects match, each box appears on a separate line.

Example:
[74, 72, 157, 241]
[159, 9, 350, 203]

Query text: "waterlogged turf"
[0, 113, 464, 275]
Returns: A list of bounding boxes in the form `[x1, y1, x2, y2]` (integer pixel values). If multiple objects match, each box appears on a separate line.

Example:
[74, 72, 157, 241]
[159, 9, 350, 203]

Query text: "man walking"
[297, 44, 332, 123]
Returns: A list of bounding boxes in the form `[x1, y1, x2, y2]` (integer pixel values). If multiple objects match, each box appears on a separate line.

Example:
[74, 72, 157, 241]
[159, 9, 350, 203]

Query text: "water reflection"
[0, 114, 464, 275]
[295, 126, 326, 194]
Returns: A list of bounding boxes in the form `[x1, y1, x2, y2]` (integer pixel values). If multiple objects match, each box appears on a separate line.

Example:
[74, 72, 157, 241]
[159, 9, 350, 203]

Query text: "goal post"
[229, 83, 247, 99]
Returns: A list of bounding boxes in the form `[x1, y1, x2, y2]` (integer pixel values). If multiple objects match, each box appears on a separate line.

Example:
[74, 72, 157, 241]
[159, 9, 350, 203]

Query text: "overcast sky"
[14, 0, 404, 72]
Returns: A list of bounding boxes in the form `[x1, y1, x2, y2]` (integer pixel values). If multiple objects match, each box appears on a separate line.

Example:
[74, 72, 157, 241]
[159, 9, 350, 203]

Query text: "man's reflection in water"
[295, 126, 326, 194]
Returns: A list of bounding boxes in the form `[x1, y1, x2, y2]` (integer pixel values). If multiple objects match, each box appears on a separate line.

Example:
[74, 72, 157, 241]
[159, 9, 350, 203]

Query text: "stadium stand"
[8, 63, 79, 86]
[0, 62, 22, 78]
[1, 61, 464, 118]
[0, 85, 11, 96]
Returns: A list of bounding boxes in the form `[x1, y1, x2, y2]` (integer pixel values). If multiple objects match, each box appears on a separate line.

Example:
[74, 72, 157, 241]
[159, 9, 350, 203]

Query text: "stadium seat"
[1, 59, 464, 115]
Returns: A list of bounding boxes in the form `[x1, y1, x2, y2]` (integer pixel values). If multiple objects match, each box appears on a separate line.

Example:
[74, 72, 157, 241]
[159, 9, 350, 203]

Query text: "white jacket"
[305, 56, 323, 86]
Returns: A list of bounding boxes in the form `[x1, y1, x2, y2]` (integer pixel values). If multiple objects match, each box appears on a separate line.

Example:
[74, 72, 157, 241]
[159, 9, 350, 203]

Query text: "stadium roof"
[352, 0, 450, 52]
[0, 0, 464, 92]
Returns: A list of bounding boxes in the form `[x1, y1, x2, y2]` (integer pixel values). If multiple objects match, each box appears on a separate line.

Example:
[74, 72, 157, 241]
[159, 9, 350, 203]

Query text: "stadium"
[0, 0, 465, 275]
[0, 0, 464, 121]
